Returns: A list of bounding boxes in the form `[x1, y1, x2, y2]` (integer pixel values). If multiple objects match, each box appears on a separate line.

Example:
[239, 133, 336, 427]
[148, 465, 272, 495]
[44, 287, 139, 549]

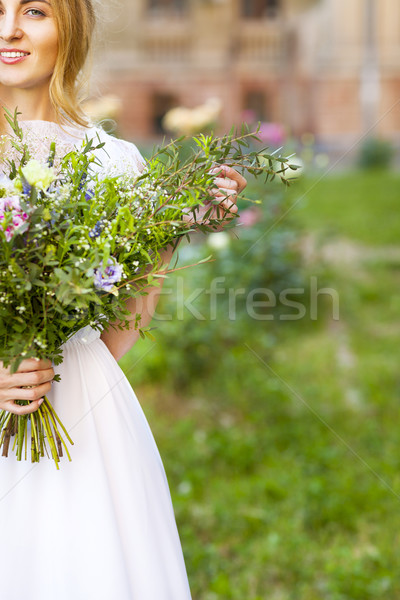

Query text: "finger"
[1, 381, 53, 403]
[220, 197, 238, 212]
[0, 367, 55, 390]
[216, 201, 238, 220]
[0, 358, 53, 376]
[210, 165, 247, 193]
[211, 187, 238, 199]
[213, 177, 239, 192]
[4, 398, 44, 416]
[211, 189, 237, 205]
[9, 368, 55, 389]
[16, 358, 52, 373]
[208, 189, 238, 203]
[207, 193, 238, 213]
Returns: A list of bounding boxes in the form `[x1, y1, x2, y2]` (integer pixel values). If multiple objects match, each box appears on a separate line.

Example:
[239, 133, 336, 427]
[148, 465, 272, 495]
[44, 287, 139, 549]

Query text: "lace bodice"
[1, 119, 145, 178]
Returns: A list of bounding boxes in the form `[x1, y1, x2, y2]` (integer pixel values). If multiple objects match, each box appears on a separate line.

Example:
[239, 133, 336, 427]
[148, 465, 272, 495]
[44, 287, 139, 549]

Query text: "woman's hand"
[0, 359, 55, 415]
[185, 165, 247, 231]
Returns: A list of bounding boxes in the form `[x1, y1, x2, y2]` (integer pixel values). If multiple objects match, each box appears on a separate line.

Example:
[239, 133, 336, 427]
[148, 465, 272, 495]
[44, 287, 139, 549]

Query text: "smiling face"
[0, 0, 58, 90]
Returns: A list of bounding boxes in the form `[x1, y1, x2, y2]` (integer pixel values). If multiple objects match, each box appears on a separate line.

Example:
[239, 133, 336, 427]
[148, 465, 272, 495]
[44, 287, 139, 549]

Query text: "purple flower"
[22, 180, 32, 196]
[258, 122, 286, 147]
[89, 220, 103, 239]
[93, 258, 124, 292]
[78, 172, 87, 190]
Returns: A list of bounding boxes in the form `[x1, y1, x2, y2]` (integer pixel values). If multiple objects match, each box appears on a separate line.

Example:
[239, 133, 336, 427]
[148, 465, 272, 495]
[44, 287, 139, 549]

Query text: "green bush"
[358, 137, 394, 170]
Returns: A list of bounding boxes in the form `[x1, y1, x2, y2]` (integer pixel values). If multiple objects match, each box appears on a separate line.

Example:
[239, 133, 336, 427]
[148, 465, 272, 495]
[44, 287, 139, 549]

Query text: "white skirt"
[0, 327, 192, 600]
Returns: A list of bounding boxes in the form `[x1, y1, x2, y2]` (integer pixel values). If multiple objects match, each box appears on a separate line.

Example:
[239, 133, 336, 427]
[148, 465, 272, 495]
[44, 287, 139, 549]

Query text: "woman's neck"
[0, 83, 56, 125]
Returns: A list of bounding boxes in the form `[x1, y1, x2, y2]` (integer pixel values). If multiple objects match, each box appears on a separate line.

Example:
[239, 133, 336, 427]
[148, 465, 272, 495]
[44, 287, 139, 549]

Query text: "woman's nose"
[0, 14, 23, 42]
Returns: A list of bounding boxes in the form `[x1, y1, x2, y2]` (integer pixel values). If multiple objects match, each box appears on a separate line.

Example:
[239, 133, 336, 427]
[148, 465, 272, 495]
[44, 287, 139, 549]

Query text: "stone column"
[360, 0, 380, 135]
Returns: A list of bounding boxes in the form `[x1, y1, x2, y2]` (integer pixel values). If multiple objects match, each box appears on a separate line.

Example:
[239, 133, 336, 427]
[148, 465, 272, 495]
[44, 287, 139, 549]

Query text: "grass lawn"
[120, 170, 400, 599]
[287, 170, 400, 246]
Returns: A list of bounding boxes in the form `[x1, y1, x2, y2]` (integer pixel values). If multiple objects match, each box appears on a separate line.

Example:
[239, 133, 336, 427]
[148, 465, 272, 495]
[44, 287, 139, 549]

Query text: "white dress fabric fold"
[0, 122, 192, 600]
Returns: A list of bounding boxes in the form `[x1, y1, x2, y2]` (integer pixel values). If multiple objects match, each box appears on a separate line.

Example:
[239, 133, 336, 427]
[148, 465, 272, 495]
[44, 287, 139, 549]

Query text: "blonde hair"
[50, 0, 96, 127]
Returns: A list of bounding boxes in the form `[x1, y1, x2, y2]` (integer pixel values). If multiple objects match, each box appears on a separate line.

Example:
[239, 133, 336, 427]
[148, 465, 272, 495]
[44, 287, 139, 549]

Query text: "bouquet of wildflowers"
[0, 110, 299, 467]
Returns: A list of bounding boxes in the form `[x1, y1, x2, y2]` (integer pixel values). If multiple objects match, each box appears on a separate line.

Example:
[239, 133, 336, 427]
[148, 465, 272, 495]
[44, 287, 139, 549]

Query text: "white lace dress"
[0, 121, 192, 600]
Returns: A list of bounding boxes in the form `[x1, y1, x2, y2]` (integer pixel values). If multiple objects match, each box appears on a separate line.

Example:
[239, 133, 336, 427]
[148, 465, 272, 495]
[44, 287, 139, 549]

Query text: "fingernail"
[38, 398, 44, 406]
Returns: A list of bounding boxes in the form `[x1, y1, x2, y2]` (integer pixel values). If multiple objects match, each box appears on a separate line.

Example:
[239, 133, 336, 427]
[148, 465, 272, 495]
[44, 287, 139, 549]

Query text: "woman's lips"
[0, 50, 30, 65]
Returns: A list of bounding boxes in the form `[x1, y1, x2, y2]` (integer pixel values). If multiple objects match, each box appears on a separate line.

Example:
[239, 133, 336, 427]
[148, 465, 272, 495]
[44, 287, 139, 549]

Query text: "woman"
[0, 1, 246, 598]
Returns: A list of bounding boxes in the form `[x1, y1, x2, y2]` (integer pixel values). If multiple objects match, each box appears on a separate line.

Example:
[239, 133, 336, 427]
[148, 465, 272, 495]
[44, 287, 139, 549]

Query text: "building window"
[147, 0, 186, 17]
[242, 0, 280, 19]
[152, 93, 178, 135]
[244, 90, 268, 122]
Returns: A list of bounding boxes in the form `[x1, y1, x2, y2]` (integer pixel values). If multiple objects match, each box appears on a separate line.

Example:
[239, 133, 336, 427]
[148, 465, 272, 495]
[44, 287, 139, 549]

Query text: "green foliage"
[121, 180, 304, 391]
[358, 136, 394, 170]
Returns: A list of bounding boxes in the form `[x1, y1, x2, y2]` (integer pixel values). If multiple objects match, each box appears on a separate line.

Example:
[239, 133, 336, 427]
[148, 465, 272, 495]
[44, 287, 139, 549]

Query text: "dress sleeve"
[110, 137, 146, 176]
[93, 129, 146, 178]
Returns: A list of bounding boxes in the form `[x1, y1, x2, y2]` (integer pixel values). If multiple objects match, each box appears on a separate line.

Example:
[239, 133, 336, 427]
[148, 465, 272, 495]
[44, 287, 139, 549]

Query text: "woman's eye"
[26, 8, 46, 17]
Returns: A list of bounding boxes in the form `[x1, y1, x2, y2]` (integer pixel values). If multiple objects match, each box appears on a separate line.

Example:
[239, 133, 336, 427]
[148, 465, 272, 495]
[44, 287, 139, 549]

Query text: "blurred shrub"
[125, 180, 305, 393]
[358, 137, 394, 170]
[162, 98, 222, 136]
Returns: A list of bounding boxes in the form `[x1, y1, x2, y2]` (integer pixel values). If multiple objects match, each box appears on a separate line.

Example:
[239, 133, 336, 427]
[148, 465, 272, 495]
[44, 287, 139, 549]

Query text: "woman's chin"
[0, 76, 49, 91]
[0, 77, 28, 89]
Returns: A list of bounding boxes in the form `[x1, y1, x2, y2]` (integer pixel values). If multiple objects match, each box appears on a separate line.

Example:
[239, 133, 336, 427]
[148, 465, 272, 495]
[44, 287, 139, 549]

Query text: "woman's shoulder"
[85, 125, 146, 177]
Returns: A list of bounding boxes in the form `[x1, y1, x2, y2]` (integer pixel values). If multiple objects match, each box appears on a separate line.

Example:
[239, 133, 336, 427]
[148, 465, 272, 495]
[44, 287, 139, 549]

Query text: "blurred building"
[93, 0, 400, 148]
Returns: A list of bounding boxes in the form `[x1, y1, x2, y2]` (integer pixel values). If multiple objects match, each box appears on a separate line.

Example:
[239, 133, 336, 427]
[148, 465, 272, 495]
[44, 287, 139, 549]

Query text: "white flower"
[284, 157, 304, 180]
[207, 231, 230, 250]
[0, 174, 15, 195]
